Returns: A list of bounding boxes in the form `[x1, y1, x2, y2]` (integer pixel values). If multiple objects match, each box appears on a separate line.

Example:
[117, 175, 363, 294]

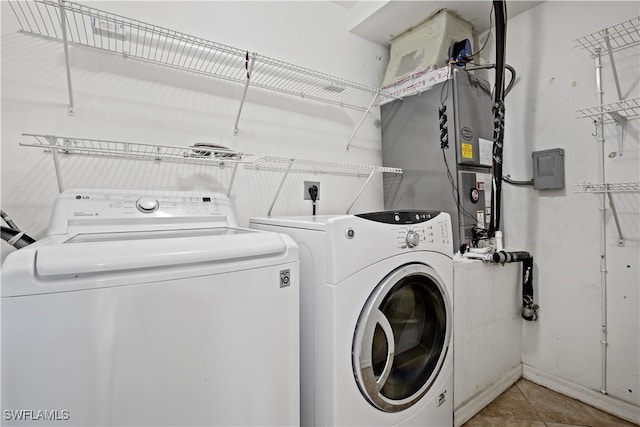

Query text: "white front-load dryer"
[250, 210, 454, 427]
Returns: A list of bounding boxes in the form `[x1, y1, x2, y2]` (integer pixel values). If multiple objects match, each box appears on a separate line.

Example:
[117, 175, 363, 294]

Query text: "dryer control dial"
[136, 197, 159, 213]
[405, 230, 420, 248]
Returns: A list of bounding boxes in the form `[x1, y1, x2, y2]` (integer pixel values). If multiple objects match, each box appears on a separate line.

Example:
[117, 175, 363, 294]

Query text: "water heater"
[381, 68, 493, 250]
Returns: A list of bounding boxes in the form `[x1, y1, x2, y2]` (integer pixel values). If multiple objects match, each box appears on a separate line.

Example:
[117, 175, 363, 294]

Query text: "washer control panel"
[69, 193, 226, 217]
[48, 189, 235, 235]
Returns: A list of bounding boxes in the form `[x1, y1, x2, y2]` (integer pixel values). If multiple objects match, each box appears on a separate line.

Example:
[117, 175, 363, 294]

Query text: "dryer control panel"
[356, 210, 441, 224]
[355, 210, 451, 250]
[48, 189, 236, 235]
[393, 219, 451, 250]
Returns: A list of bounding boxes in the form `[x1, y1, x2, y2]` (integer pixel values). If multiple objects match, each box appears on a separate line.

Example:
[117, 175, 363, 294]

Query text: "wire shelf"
[574, 182, 640, 193]
[8, 0, 397, 110]
[20, 134, 251, 165]
[575, 97, 640, 121]
[573, 16, 640, 55]
[245, 156, 403, 178]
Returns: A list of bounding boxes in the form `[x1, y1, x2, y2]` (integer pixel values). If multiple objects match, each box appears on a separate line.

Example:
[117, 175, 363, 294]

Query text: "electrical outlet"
[304, 181, 320, 200]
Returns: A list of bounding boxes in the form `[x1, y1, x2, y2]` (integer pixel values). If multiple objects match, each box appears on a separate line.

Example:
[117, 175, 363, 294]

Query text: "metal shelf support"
[603, 29, 623, 101]
[346, 170, 375, 214]
[45, 135, 66, 192]
[346, 91, 379, 151]
[58, 0, 75, 116]
[606, 192, 625, 246]
[266, 159, 294, 217]
[575, 181, 640, 247]
[234, 52, 256, 136]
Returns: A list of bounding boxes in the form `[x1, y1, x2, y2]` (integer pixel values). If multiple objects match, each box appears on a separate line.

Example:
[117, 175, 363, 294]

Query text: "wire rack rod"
[574, 182, 640, 193]
[245, 156, 403, 178]
[573, 16, 640, 55]
[8, 0, 397, 110]
[575, 97, 640, 121]
[20, 134, 250, 165]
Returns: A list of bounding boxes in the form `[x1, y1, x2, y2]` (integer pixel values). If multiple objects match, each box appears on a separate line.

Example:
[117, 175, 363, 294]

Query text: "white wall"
[1, 1, 389, 261]
[485, 1, 639, 407]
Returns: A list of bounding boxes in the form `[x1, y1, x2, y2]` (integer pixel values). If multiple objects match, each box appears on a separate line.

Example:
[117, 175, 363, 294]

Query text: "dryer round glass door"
[352, 263, 451, 413]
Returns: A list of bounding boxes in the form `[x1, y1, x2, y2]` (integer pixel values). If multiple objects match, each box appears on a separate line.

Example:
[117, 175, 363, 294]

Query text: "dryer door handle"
[356, 308, 395, 393]
[373, 309, 395, 390]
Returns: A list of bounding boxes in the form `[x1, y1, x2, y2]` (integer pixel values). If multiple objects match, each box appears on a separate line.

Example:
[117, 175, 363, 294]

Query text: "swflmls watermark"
[3, 409, 70, 422]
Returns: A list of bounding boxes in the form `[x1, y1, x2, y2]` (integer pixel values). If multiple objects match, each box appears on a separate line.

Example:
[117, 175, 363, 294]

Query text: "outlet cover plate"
[304, 181, 320, 200]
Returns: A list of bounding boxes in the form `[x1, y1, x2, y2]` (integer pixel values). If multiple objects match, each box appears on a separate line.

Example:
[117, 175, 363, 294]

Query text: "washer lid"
[35, 228, 286, 277]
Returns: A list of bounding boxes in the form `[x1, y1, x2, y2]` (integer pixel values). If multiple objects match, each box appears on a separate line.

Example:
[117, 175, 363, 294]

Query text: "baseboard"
[453, 365, 523, 427]
[522, 364, 640, 425]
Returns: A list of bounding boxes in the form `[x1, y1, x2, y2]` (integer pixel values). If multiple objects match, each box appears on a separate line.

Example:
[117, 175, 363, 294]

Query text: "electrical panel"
[532, 148, 565, 190]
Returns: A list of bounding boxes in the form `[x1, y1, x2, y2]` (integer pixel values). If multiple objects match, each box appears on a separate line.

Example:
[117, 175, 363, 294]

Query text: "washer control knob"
[136, 197, 159, 213]
[405, 230, 420, 248]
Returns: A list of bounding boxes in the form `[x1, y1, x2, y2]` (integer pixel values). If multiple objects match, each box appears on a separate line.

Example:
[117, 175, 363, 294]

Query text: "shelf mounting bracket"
[226, 162, 239, 198]
[267, 159, 294, 217]
[45, 135, 65, 192]
[234, 51, 256, 136]
[608, 111, 628, 157]
[603, 30, 623, 102]
[346, 90, 379, 151]
[606, 192, 625, 246]
[59, 0, 75, 116]
[346, 170, 376, 214]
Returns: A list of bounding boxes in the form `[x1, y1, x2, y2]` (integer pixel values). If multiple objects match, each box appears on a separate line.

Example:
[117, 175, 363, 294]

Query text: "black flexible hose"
[502, 175, 534, 186]
[465, 63, 516, 96]
[1, 210, 20, 230]
[490, 0, 507, 237]
[492, 251, 539, 321]
[1, 226, 36, 249]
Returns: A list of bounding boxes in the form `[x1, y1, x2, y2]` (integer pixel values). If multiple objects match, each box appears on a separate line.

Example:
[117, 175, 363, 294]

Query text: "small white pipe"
[495, 230, 504, 252]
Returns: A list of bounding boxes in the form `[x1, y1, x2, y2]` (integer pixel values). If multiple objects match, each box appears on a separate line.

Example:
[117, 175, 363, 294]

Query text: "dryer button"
[136, 197, 159, 213]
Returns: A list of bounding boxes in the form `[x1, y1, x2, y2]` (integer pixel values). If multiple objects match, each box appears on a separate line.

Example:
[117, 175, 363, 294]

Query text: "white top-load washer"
[250, 211, 453, 427]
[1, 189, 299, 426]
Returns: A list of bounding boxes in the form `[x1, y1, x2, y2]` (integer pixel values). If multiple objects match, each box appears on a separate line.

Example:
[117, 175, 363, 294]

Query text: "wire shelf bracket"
[20, 133, 251, 196]
[575, 181, 640, 246]
[573, 17, 640, 103]
[244, 156, 403, 216]
[8, 0, 400, 138]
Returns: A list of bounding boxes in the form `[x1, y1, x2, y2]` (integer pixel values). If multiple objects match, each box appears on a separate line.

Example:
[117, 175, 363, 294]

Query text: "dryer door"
[352, 263, 451, 412]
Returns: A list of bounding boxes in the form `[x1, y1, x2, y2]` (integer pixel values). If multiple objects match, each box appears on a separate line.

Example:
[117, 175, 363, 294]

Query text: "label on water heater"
[461, 143, 473, 159]
[479, 138, 493, 166]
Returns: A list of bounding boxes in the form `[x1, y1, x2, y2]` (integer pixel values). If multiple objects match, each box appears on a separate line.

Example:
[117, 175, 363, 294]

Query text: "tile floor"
[462, 379, 638, 427]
